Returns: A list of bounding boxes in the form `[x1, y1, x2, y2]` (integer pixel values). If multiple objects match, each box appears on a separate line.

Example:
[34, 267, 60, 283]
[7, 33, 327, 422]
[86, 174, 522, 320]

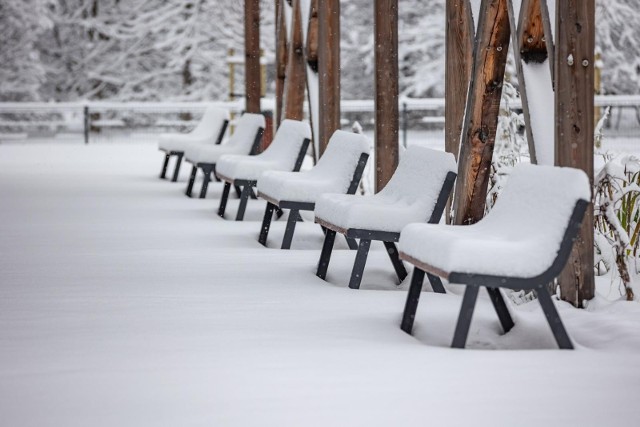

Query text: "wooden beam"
[539, 0, 556, 85]
[317, 0, 340, 156]
[374, 0, 399, 192]
[283, 0, 306, 120]
[275, 0, 287, 125]
[244, 0, 261, 114]
[453, 0, 511, 225]
[519, 0, 547, 62]
[306, 0, 319, 72]
[555, 0, 595, 307]
[445, 0, 473, 161]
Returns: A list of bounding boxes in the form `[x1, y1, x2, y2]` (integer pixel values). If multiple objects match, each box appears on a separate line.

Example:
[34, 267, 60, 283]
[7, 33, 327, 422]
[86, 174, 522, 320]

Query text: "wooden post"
[318, 0, 340, 156]
[283, 0, 307, 120]
[374, 0, 399, 192]
[453, 0, 511, 225]
[445, 0, 474, 222]
[275, 0, 287, 125]
[244, 0, 261, 114]
[445, 0, 473, 160]
[228, 48, 236, 101]
[306, 0, 319, 72]
[555, 0, 595, 307]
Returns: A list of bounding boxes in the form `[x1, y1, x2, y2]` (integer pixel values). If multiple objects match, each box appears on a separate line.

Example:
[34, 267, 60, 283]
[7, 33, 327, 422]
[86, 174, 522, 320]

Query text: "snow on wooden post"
[317, 0, 340, 157]
[554, 0, 595, 307]
[453, 0, 511, 225]
[283, 0, 307, 120]
[374, 0, 400, 192]
[507, 0, 551, 165]
[275, 0, 288, 126]
[244, 0, 261, 114]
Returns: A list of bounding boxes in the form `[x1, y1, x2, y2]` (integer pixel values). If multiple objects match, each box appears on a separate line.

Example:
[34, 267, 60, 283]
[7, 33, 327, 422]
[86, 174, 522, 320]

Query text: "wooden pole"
[244, 0, 261, 114]
[453, 0, 511, 225]
[306, 0, 319, 72]
[445, 0, 474, 222]
[374, 0, 399, 192]
[275, 0, 287, 125]
[318, 0, 340, 156]
[228, 48, 235, 101]
[445, 0, 473, 160]
[283, 0, 306, 120]
[555, 0, 595, 307]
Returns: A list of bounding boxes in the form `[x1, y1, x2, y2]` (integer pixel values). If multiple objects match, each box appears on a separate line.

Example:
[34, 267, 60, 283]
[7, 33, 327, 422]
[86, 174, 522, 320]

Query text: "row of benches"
[157, 106, 591, 350]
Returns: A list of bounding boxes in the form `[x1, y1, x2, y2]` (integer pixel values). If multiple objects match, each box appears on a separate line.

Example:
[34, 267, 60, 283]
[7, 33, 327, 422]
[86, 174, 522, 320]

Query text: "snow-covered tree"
[596, 0, 640, 94]
[2, 0, 640, 101]
[0, 0, 52, 101]
[35, 0, 273, 102]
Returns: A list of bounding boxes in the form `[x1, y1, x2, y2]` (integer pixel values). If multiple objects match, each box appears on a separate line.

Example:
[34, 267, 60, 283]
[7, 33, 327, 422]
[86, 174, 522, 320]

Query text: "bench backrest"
[227, 113, 266, 153]
[311, 130, 371, 190]
[190, 106, 229, 141]
[259, 119, 311, 167]
[483, 163, 591, 263]
[378, 146, 456, 220]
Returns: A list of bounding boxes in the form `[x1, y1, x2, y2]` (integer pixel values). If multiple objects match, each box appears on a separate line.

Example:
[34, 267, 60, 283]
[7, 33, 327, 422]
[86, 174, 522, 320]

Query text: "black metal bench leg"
[451, 285, 480, 349]
[345, 236, 359, 250]
[348, 239, 371, 289]
[185, 165, 197, 197]
[235, 185, 252, 221]
[171, 153, 183, 182]
[249, 187, 258, 200]
[486, 287, 514, 334]
[259, 203, 275, 246]
[536, 286, 574, 349]
[234, 185, 242, 198]
[316, 228, 337, 280]
[199, 166, 213, 199]
[160, 153, 170, 179]
[218, 182, 231, 218]
[281, 209, 299, 250]
[427, 273, 447, 294]
[401, 268, 425, 334]
[383, 241, 408, 282]
[275, 207, 284, 219]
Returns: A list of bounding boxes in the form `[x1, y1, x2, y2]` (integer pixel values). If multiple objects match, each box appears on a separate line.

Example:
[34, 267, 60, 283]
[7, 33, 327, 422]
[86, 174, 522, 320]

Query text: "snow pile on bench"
[158, 105, 228, 152]
[216, 120, 311, 181]
[257, 130, 370, 204]
[185, 113, 265, 164]
[399, 163, 591, 278]
[315, 146, 456, 232]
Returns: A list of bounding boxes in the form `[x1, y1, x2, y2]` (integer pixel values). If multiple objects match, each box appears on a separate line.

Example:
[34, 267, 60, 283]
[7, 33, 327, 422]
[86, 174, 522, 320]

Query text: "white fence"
[0, 96, 638, 144]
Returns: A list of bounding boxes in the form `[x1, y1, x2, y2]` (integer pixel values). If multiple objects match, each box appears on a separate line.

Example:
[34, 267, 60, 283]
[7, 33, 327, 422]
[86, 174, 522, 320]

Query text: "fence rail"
[1, 96, 639, 144]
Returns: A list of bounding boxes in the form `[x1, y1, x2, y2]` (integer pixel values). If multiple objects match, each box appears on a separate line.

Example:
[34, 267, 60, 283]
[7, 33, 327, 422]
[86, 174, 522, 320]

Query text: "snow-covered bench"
[398, 164, 591, 349]
[314, 146, 457, 289]
[257, 130, 370, 249]
[183, 113, 265, 199]
[215, 119, 312, 221]
[158, 106, 229, 182]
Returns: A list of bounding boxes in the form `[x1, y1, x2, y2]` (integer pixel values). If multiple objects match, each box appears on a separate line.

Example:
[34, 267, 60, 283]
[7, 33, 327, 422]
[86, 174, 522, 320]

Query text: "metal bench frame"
[159, 119, 229, 182]
[184, 127, 264, 199]
[257, 153, 369, 250]
[399, 199, 589, 350]
[315, 171, 456, 289]
[216, 138, 311, 221]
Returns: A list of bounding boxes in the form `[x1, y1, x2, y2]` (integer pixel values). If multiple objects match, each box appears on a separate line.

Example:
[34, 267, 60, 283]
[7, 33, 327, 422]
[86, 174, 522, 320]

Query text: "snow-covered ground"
[1, 142, 639, 426]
